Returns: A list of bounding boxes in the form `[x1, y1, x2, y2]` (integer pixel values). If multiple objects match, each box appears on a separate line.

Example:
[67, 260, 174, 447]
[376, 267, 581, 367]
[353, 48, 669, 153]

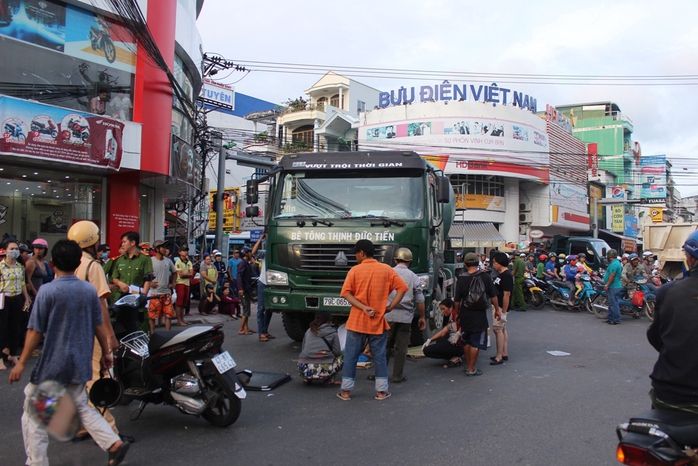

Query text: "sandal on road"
[259, 334, 269, 342]
[108, 441, 130, 466]
[375, 391, 391, 401]
[465, 369, 483, 376]
[444, 358, 462, 369]
[336, 391, 351, 401]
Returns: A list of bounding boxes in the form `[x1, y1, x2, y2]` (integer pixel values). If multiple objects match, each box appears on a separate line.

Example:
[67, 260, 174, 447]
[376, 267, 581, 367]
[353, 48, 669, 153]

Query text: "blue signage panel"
[250, 230, 264, 241]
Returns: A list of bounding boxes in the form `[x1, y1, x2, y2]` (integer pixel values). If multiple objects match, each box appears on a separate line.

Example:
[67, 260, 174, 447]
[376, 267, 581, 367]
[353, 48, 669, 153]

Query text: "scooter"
[547, 275, 596, 313]
[523, 273, 546, 310]
[31, 120, 58, 138]
[591, 277, 656, 321]
[616, 409, 698, 465]
[111, 293, 245, 428]
[4, 122, 25, 142]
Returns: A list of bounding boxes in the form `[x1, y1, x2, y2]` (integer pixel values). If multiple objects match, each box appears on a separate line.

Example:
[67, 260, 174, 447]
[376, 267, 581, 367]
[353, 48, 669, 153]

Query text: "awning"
[448, 222, 506, 248]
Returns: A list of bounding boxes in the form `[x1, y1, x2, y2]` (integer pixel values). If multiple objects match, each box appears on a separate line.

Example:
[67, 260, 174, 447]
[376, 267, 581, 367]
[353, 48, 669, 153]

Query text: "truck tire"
[410, 315, 426, 346]
[282, 312, 313, 342]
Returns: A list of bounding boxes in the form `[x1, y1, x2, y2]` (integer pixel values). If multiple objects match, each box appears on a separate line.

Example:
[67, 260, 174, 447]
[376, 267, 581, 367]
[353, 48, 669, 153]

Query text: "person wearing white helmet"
[642, 251, 654, 276]
[647, 229, 698, 413]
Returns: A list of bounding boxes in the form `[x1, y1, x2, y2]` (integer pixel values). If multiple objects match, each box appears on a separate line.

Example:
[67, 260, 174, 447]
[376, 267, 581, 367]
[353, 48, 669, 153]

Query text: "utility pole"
[212, 131, 225, 252]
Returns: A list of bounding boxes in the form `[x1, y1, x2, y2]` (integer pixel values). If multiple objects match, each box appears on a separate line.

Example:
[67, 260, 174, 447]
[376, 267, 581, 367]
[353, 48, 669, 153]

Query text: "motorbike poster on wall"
[0, 0, 136, 73]
[0, 95, 123, 169]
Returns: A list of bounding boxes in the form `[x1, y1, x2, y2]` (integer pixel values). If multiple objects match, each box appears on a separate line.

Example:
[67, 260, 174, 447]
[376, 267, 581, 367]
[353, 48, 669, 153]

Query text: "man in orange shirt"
[338, 240, 408, 401]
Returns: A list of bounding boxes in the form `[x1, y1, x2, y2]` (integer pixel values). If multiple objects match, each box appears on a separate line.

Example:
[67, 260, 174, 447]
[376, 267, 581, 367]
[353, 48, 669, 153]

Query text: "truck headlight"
[418, 274, 430, 291]
[266, 270, 288, 286]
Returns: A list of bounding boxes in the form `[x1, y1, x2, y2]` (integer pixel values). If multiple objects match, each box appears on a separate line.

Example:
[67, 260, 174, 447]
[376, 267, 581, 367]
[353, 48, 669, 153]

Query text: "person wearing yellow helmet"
[67, 221, 133, 443]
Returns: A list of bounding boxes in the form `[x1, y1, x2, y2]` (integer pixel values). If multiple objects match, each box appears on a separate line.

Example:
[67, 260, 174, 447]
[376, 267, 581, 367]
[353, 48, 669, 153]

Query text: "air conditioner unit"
[519, 212, 532, 223]
[520, 202, 532, 212]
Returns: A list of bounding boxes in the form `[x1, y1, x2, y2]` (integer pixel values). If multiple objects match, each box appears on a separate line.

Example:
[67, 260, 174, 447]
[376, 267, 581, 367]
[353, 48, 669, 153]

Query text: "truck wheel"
[410, 315, 426, 347]
[430, 300, 444, 331]
[282, 312, 313, 342]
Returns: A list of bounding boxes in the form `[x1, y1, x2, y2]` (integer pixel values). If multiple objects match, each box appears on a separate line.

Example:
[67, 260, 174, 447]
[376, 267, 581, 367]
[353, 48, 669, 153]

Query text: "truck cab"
[551, 236, 611, 271]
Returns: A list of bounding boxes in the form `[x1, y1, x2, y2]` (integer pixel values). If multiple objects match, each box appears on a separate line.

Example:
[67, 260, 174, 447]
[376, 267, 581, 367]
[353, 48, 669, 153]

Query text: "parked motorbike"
[31, 120, 58, 138]
[4, 122, 25, 142]
[523, 273, 546, 310]
[616, 409, 698, 465]
[89, 20, 116, 63]
[547, 276, 596, 313]
[591, 276, 656, 321]
[66, 118, 89, 142]
[111, 293, 245, 428]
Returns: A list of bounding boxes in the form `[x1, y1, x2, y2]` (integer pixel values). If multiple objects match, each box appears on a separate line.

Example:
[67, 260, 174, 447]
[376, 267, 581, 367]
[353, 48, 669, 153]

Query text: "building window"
[316, 97, 327, 111]
[292, 125, 314, 145]
[449, 174, 504, 197]
[357, 100, 366, 114]
[330, 94, 341, 108]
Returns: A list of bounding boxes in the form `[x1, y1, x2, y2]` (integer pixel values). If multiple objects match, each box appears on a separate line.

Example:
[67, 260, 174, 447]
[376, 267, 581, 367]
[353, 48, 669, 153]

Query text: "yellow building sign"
[611, 205, 624, 233]
[455, 194, 506, 211]
[649, 207, 663, 223]
[208, 187, 240, 232]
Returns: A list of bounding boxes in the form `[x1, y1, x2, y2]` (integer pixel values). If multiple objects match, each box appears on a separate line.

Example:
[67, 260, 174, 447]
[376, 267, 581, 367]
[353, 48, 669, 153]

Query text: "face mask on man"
[7, 250, 20, 260]
[101, 253, 108, 260]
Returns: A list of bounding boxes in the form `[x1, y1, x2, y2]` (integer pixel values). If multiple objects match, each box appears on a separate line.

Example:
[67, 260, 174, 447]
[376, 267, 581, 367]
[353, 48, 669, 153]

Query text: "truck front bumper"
[264, 287, 351, 315]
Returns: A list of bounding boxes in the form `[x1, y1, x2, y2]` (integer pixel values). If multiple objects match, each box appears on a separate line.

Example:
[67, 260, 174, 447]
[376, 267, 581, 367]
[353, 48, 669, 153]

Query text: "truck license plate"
[323, 297, 349, 307]
[212, 351, 236, 374]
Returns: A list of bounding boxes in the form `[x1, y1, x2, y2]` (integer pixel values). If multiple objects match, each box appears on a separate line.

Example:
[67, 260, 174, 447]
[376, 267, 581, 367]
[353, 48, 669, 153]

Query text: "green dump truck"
[246, 151, 455, 341]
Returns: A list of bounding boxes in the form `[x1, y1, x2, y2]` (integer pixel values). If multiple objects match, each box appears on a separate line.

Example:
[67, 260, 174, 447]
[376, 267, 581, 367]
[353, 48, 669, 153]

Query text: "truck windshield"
[274, 172, 424, 220]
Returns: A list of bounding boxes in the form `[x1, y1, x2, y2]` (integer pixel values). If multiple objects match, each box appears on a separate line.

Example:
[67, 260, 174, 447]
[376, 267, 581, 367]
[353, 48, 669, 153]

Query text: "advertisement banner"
[208, 188, 240, 232]
[624, 215, 638, 237]
[612, 206, 624, 233]
[359, 101, 550, 182]
[0, 1, 136, 73]
[551, 205, 590, 230]
[454, 194, 505, 211]
[550, 175, 588, 211]
[639, 155, 667, 204]
[171, 135, 202, 190]
[0, 95, 123, 169]
[611, 186, 626, 199]
[650, 207, 663, 223]
[588, 185, 604, 220]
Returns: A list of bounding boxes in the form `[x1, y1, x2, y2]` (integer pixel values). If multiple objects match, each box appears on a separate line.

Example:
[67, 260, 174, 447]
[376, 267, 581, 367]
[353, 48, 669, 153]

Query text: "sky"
[196, 0, 698, 197]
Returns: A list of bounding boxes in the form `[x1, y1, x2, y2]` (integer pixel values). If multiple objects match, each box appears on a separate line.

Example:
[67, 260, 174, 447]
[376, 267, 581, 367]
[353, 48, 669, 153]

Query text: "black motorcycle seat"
[552, 280, 568, 288]
[629, 409, 698, 446]
[149, 326, 215, 352]
[149, 331, 181, 352]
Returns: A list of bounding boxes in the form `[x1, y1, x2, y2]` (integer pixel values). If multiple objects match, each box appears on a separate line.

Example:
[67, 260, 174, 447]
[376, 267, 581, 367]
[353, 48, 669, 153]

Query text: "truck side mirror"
[602, 248, 607, 256]
[436, 176, 451, 203]
[246, 179, 258, 205]
[246, 206, 259, 218]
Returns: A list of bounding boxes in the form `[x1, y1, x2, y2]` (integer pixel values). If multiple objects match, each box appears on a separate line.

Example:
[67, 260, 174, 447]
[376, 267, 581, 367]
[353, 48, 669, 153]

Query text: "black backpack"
[463, 271, 488, 310]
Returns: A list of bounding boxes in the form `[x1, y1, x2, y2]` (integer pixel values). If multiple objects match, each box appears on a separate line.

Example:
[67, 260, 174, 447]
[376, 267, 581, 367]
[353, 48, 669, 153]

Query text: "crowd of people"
[4, 222, 697, 464]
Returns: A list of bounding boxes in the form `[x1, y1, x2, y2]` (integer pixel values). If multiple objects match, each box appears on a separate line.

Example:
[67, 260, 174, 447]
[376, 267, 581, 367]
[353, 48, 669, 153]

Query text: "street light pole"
[213, 131, 225, 252]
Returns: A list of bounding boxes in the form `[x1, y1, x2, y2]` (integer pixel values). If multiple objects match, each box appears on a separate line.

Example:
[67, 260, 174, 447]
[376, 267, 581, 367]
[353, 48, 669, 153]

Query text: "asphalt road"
[0, 304, 657, 466]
